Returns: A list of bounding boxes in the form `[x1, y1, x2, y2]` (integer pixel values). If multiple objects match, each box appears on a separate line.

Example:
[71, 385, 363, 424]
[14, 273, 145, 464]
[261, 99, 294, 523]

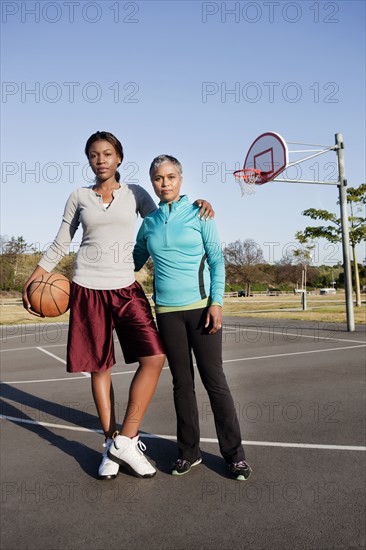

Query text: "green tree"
[273, 256, 302, 289]
[297, 184, 366, 306]
[292, 234, 316, 309]
[223, 239, 266, 296]
[0, 235, 36, 291]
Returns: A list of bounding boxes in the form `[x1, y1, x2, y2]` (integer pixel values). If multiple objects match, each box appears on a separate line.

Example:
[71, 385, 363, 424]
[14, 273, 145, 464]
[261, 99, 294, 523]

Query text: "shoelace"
[136, 439, 147, 453]
[174, 459, 189, 467]
[108, 434, 148, 457]
[232, 460, 248, 469]
[132, 439, 152, 467]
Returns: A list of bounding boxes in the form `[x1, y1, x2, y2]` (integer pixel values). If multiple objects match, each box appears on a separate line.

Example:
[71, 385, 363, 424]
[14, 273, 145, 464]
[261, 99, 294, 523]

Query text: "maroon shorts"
[67, 281, 165, 373]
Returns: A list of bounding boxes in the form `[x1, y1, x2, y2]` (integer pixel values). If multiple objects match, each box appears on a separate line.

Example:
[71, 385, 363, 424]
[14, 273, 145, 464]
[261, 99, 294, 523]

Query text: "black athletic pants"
[156, 307, 245, 463]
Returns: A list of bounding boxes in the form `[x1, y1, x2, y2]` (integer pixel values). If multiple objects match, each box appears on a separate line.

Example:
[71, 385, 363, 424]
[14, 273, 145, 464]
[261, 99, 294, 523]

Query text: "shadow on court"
[0, 383, 227, 481]
[1, 318, 365, 550]
[1, 383, 101, 478]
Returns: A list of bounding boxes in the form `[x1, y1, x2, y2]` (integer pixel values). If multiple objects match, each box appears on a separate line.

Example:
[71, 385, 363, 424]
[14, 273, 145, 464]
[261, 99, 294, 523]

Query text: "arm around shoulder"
[133, 185, 157, 218]
[133, 221, 150, 271]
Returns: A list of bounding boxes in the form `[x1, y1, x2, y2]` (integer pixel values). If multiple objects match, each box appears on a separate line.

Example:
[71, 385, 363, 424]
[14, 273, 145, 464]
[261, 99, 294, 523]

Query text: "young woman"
[22, 132, 213, 480]
[134, 155, 252, 481]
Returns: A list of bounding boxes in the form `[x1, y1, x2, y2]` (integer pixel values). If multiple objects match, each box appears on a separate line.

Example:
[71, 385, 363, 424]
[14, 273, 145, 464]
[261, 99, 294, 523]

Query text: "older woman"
[134, 155, 252, 480]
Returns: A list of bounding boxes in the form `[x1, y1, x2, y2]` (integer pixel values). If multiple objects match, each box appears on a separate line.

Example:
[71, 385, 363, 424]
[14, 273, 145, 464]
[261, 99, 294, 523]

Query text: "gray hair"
[149, 155, 182, 178]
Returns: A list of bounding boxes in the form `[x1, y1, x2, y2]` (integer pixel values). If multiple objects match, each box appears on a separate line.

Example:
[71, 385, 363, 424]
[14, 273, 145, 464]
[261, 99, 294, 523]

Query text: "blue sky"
[1, 0, 365, 265]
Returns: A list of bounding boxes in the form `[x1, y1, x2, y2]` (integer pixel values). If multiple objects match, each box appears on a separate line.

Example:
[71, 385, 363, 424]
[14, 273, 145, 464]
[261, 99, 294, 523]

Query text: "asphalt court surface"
[1, 317, 365, 550]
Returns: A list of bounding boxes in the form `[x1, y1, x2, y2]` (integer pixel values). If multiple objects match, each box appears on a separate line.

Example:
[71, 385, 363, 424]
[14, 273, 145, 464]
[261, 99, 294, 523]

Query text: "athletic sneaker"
[171, 457, 202, 476]
[227, 460, 252, 481]
[98, 437, 120, 480]
[108, 434, 156, 478]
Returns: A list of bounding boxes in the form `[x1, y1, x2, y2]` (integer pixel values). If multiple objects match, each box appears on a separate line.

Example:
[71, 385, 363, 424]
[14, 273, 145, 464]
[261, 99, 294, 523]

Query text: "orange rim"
[233, 168, 261, 181]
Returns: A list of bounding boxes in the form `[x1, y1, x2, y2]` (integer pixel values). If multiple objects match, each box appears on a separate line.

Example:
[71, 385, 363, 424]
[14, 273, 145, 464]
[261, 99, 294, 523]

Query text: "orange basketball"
[28, 273, 70, 317]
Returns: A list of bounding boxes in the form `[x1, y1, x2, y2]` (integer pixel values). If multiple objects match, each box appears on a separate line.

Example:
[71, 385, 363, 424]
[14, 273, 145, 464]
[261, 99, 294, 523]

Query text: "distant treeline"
[1, 248, 365, 294]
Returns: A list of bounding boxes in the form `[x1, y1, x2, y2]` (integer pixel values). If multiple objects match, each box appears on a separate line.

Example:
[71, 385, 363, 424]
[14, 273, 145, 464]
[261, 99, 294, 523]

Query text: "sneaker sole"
[98, 456, 120, 480]
[172, 457, 202, 476]
[231, 467, 253, 481]
[98, 472, 118, 481]
[108, 451, 156, 479]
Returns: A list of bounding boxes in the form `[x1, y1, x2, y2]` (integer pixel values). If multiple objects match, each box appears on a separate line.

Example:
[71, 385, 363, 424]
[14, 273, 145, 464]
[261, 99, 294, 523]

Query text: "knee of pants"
[172, 378, 196, 394]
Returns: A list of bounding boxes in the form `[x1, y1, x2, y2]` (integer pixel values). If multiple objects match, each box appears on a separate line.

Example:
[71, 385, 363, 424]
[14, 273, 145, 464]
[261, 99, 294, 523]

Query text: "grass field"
[222, 293, 366, 324]
[1, 292, 365, 326]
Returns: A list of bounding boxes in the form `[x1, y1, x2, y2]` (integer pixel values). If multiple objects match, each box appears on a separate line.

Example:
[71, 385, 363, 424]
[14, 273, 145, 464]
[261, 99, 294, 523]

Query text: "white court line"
[149, 434, 366, 452]
[2, 323, 365, 346]
[1, 338, 120, 353]
[36, 347, 90, 377]
[1, 375, 91, 384]
[223, 325, 365, 344]
[0, 324, 69, 341]
[0, 415, 103, 432]
[223, 344, 366, 364]
[1, 345, 364, 385]
[2, 344, 68, 352]
[0, 367, 170, 385]
[36, 347, 66, 365]
[1, 415, 365, 452]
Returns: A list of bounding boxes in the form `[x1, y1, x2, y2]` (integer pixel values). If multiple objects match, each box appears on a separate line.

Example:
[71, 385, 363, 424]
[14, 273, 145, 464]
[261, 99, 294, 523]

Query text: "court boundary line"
[223, 344, 366, 363]
[36, 347, 67, 365]
[222, 325, 365, 344]
[1, 344, 364, 385]
[1, 322, 366, 345]
[1, 415, 365, 452]
[36, 347, 90, 377]
[0, 366, 170, 384]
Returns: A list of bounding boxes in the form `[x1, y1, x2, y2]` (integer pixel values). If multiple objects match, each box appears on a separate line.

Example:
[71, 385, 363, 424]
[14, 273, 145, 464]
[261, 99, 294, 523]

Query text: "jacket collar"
[158, 195, 189, 215]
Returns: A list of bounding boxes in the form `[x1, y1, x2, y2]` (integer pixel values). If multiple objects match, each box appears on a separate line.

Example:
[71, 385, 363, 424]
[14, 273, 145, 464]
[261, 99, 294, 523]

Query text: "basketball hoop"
[233, 168, 261, 196]
[234, 132, 289, 195]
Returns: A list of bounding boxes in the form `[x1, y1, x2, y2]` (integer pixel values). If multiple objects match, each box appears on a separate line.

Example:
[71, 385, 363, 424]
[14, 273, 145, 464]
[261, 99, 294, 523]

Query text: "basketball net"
[233, 169, 261, 196]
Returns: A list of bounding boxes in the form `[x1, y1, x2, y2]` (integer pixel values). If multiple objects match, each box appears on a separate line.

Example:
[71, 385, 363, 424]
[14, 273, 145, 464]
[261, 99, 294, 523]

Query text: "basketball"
[27, 273, 70, 317]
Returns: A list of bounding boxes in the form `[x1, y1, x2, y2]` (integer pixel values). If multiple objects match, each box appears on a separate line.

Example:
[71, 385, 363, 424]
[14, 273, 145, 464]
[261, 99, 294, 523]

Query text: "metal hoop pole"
[336, 132, 355, 332]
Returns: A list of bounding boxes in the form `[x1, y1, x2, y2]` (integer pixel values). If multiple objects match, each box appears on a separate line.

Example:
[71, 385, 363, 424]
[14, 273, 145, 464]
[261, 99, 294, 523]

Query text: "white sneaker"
[108, 435, 156, 478]
[98, 438, 120, 480]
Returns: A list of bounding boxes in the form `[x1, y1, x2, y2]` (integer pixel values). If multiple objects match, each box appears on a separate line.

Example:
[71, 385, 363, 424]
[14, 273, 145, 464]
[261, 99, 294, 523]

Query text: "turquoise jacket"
[133, 195, 225, 307]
